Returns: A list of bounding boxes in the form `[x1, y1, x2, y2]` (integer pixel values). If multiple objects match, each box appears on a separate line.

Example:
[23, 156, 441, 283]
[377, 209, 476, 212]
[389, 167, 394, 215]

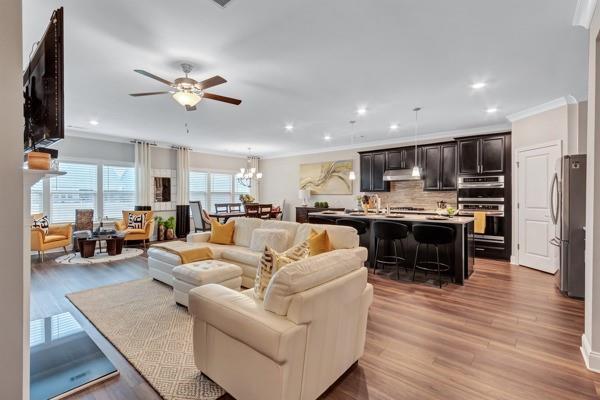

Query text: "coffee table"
[77, 234, 125, 258]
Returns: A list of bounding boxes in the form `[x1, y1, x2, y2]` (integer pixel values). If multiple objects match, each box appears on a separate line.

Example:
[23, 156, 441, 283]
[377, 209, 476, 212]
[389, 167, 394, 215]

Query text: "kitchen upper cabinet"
[458, 138, 479, 175]
[440, 143, 457, 190]
[480, 136, 505, 173]
[386, 150, 403, 169]
[386, 146, 418, 170]
[423, 145, 441, 191]
[457, 135, 506, 175]
[359, 152, 389, 192]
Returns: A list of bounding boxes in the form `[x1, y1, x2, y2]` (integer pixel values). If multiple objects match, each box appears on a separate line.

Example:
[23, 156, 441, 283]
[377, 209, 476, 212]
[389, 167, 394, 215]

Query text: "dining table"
[209, 210, 283, 223]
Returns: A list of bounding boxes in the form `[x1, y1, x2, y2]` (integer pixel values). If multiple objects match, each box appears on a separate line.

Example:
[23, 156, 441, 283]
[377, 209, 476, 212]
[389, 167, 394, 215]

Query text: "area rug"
[66, 279, 225, 400]
[56, 248, 143, 264]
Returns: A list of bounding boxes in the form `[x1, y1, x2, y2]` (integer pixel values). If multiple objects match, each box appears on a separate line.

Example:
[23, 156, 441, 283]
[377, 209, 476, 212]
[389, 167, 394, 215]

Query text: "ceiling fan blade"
[195, 75, 227, 90]
[203, 92, 242, 105]
[129, 91, 171, 97]
[185, 105, 197, 111]
[134, 69, 173, 86]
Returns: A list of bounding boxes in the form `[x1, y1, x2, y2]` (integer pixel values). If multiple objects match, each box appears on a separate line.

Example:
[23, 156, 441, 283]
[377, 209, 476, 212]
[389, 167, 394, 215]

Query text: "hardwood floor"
[30, 254, 598, 399]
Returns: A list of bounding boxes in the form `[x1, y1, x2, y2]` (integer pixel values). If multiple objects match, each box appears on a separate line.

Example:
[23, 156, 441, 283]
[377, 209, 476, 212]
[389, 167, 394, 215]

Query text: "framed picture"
[154, 177, 171, 202]
[299, 160, 353, 195]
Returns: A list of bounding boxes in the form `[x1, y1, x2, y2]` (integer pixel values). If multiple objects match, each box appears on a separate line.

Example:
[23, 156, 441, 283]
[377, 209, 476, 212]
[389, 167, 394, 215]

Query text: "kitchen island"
[309, 211, 475, 285]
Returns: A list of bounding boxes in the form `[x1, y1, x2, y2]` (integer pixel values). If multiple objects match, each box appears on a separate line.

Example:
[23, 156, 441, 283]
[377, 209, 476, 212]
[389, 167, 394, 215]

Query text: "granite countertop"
[309, 211, 474, 225]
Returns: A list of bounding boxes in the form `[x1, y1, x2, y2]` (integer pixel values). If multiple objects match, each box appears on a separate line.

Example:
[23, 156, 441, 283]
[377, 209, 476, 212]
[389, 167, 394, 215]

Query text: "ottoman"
[172, 259, 243, 307]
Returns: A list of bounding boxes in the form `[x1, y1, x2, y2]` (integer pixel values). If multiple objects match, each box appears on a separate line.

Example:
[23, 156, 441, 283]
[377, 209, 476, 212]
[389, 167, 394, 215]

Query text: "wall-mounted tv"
[23, 7, 64, 152]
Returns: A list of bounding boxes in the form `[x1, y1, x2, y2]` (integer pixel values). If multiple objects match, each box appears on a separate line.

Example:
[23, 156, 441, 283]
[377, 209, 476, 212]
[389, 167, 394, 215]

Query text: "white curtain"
[134, 142, 153, 207]
[249, 156, 260, 200]
[176, 147, 190, 205]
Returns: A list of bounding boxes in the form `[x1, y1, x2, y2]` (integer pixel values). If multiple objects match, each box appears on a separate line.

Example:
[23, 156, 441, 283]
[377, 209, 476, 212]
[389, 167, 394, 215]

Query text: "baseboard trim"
[581, 334, 600, 372]
[510, 255, 518, 265]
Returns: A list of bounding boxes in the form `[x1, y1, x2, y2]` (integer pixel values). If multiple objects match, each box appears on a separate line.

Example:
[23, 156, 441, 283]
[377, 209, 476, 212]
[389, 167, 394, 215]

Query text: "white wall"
[54, 135, 134, 163]
[582, 3, 600, 372]
[510, 102, 587, 262]
[0, 0, 25, 397]
[260, 149, 361, 221]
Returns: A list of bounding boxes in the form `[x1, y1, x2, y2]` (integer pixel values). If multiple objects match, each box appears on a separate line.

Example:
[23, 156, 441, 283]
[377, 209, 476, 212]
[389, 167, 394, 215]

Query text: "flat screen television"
[24, 7, 64, 152]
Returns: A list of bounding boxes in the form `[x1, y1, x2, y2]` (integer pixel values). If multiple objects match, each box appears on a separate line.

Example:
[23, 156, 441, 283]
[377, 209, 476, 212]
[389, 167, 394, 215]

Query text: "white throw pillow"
[249, 228, 289, 253]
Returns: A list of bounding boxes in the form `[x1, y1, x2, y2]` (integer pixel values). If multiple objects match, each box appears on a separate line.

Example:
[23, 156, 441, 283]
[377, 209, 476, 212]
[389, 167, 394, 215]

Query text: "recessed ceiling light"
[471, 82, 487, 89]
[89, 119, 99, 126]
[390, 123, 399, 131]
[284, 123, 294, 132]
[323, 134, 332, 141]
[486, 107, 498, 114]
[357, 107, 367, 116]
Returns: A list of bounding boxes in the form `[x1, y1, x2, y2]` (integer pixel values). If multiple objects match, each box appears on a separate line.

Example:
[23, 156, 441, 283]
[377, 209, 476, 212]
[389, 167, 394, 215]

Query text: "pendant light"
[411, 107, 422, 178]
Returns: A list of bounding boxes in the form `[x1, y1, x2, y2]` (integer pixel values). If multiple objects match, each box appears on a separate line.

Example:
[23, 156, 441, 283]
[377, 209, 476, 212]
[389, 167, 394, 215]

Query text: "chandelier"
[236, 148, 263, 188]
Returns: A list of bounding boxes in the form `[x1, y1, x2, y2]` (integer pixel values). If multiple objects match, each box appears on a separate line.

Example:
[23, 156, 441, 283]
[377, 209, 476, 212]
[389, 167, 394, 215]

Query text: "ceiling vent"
[212, 0, 232, 7]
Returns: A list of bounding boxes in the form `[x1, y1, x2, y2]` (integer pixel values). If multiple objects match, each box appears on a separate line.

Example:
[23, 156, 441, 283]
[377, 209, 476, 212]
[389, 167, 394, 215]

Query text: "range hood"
[383, 169, 422, 181]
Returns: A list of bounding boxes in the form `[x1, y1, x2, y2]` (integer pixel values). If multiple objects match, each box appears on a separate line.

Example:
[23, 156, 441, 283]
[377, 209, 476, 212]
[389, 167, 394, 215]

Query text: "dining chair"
[259, 203, 273, 219]
[228, 203, 242, 212]
[201, 209, 213, 230]
[245, 203, 260, 218]
[214, 203, 229, 214]
[190, 201, 209, 232]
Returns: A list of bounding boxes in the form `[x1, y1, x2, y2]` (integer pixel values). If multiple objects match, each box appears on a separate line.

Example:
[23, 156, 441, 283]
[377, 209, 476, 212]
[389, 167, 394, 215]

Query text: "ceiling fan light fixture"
[173, 90, 201, 107]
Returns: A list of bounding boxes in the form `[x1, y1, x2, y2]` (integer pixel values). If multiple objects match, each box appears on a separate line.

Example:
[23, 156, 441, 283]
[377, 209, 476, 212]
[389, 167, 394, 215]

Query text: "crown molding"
[506, 96, 578, 123]
[263, 123, 511, 159]
[573, 0, 598, 29]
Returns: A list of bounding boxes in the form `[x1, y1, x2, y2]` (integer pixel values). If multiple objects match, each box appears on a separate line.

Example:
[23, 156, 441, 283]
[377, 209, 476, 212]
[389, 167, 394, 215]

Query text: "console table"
[295, 207, 345, 223]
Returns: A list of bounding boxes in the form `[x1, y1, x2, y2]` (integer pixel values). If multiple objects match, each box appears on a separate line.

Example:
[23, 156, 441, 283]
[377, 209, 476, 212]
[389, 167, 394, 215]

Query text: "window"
[210, 173, 233, 212]
[189, 171, 248, 213]
[31, 180, 44, 215]
[189, 171, 208, 208]
[50, 162, 97, 223]
[103, 165, 135, 219]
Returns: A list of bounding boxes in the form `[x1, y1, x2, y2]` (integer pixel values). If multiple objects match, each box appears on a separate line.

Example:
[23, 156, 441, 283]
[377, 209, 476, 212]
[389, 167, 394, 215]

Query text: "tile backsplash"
[368, 180, 457, 209]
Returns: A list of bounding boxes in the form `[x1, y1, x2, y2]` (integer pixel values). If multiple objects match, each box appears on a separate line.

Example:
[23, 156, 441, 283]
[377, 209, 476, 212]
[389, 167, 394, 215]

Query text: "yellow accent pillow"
[308, 229, 333, 256]
[209, 220, 235, 245]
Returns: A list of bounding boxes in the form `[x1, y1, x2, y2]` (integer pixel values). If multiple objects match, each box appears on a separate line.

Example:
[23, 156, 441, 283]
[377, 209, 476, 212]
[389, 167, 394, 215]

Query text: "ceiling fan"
[129, 63, 242, 111]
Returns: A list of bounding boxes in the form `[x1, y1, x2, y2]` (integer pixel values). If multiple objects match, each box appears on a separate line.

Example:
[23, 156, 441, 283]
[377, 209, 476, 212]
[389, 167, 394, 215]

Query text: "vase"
[165, 228, 175, 240]
[158, 225, 165, 241]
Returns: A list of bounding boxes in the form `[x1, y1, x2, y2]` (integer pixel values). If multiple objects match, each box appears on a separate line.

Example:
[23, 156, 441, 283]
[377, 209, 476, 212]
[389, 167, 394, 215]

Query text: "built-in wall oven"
[458, 176, 509, 259]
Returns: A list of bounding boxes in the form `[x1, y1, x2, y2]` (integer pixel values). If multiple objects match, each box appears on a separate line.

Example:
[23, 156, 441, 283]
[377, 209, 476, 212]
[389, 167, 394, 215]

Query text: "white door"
[517, 143, 561, 273]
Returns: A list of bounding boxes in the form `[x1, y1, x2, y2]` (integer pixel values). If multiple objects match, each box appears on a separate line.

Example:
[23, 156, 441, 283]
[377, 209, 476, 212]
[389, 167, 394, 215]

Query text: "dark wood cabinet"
[440, 143, 457, 190]
[359, 151, 389, 192]
[458, 138, 479, 175]
[386, 146, 418, 170]
[422, 145, 441, 191]
[457, 135, 505, 175]
[480, 136, 505, 173]
[422, 143, 457, 191]
[296, 207, 345, 223]
[386, 150, 403, 170]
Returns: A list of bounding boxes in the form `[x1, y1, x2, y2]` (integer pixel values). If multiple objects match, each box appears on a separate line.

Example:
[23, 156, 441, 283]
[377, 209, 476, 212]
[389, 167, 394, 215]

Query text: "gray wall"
[0, 0, 24, 397]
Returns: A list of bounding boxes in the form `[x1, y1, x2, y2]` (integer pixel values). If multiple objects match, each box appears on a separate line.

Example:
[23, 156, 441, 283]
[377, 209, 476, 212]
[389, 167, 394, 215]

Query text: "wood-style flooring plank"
[30, 254, 599, 399]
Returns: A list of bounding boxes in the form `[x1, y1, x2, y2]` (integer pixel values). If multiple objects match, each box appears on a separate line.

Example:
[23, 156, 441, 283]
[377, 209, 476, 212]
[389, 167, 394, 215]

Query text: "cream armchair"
[31, 218, 72, 262]
[189, 250, 373, 400]
[114, 210, 154, 248]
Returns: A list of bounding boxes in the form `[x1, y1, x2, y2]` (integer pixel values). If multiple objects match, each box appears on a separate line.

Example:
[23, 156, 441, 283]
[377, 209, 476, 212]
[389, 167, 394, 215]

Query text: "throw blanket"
[151, 241, 213, 264]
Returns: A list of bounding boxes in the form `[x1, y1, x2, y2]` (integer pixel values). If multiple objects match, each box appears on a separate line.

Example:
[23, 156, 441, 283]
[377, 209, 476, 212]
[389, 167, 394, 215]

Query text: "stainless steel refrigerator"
[550, 154, 586, 298]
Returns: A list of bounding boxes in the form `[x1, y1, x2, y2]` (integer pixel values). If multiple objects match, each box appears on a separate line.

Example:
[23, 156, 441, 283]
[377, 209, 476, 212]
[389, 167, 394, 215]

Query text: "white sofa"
[189, 249, 373, 400]
[147, 217, 368, 288]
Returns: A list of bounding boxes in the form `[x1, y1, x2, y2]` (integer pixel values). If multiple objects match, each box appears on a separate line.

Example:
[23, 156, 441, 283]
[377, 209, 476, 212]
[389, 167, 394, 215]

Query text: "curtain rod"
[130, 140, 158, 146]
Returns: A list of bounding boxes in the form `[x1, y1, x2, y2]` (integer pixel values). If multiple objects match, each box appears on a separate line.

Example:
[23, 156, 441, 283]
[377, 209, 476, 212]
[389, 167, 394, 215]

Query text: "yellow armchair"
[115, 211, 154, 248]
[31, 221, 72, 262]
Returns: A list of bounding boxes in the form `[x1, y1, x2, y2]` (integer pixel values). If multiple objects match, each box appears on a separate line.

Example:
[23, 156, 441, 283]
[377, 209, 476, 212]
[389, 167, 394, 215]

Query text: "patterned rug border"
[66, 278, 226, 400]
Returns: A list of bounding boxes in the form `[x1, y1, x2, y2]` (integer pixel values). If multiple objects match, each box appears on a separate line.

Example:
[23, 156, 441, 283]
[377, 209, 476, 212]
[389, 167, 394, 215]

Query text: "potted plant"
[155, 216, 165, 241]
[239, 194, 255, 204]
[164, 216, 176, 240]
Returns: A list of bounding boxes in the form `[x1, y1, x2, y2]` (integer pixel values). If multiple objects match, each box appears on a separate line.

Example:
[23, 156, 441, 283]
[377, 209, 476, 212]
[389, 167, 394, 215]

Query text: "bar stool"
[336, 218, 368, 235]
[372, 221, 409, 279]
[411, 224, 455, 288]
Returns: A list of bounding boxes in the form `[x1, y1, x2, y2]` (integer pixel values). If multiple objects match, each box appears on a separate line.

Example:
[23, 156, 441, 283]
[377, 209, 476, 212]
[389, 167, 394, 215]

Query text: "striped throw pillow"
[254, 240, 309, 299]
